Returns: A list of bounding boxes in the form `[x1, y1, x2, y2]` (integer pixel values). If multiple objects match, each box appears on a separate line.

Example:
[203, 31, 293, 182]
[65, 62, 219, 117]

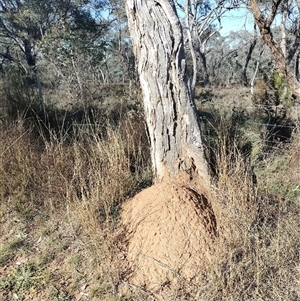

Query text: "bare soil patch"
[120, 174, 216, 294]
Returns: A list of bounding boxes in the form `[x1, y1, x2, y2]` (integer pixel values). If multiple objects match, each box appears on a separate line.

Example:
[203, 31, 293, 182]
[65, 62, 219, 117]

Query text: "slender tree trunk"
[124, 0, 209, 184]
[35, 73, 45, 121]
[184, 0, 198, 97]
[287, 0, 300, 64]
[242, 40, 256, 86]
[251, 47, 264, 95]
[23, 38, 46, 120]
[242, 25, 257, 86]
[250, 0, 300, 101]
[280, 0, 292, 58]
[296, 52, 300, 82]
[199, 50, 210, 86]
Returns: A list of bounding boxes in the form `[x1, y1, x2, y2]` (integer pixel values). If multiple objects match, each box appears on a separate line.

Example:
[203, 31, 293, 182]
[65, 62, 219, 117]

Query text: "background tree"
[177, 0, 236, 93]
[0, 0, 112, 114]
[241, 24, 258, 85]
[249, 0, 300, 100]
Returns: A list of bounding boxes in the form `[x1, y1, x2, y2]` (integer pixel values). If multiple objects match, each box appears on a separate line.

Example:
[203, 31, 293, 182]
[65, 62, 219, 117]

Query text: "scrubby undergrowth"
[0, 106, 299, 300]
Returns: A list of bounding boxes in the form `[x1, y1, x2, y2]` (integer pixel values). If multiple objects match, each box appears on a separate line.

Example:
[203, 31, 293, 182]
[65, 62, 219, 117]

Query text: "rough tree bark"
[124, 0, 209, 184]
[249, 0, 300, 100]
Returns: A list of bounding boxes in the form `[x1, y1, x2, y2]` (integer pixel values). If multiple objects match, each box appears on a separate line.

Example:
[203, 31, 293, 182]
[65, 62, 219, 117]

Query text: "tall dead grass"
[0, 111, 299, 300]
[0, 113, 151, 299]
[193, 128, 300, 300]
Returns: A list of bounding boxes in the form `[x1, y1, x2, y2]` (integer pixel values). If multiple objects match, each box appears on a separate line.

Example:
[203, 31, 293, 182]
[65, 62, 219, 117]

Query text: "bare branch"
[266, 0, 283, 27]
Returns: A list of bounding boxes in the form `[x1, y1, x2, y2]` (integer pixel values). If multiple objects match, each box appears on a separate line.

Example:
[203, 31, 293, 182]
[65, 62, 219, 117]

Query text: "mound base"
[120, 175, 216, 293]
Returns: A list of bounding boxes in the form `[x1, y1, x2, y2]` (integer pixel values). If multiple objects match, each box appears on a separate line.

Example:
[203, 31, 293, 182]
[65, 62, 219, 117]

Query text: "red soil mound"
[121, 175, 216, 292]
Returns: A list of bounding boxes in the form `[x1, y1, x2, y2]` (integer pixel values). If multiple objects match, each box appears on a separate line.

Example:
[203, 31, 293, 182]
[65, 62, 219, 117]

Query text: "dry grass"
[204, 133, 300, 300]
[0, 110, 299, 300]
[184, 120, 300, 301]
[0, 114, 151, 300]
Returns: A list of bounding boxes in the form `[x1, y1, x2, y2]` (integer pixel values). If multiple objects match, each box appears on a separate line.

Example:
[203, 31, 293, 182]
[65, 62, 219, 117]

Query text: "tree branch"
[266, 0, 283, 27]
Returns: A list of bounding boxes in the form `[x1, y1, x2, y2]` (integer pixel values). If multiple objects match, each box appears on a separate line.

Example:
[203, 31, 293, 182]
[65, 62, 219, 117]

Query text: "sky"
[219, 7, 255, 36]
[97, 2, 282, 37]
[219, 5, 283, 36]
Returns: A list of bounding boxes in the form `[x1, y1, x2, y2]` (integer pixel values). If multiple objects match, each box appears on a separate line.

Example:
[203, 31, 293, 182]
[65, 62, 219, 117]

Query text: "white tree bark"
[124, 0, 209, 184]
[280, 0, 293, 58]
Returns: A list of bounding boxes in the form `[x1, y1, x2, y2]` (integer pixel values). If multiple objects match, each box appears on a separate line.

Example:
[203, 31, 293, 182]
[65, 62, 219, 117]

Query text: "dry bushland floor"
[0, 112, 300, 300]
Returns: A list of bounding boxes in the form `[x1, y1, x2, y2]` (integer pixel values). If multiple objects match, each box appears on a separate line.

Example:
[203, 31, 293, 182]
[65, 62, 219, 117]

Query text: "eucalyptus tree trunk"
[124, 0, 209, 184]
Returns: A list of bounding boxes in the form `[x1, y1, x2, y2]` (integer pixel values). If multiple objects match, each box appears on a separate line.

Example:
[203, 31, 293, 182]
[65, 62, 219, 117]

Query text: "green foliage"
[201, 107, 263, 172]
[49, 287, 71, 301]
[251, 74, 295, 149]
[0, 240, 24, 266]
[273, 69, 292, 107]
[0, 0, 109, 72]
[0, 262, 46, 296]
[253, 70, 293, 108]
[1, 66, 38, 120]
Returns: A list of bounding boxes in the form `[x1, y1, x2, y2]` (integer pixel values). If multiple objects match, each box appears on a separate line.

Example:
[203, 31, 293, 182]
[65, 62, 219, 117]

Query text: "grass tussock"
[0, 114, 151, 300]
[0, 109, 299, 300]
[207, 134, 300, 301]
[186, 118, 299, 301]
